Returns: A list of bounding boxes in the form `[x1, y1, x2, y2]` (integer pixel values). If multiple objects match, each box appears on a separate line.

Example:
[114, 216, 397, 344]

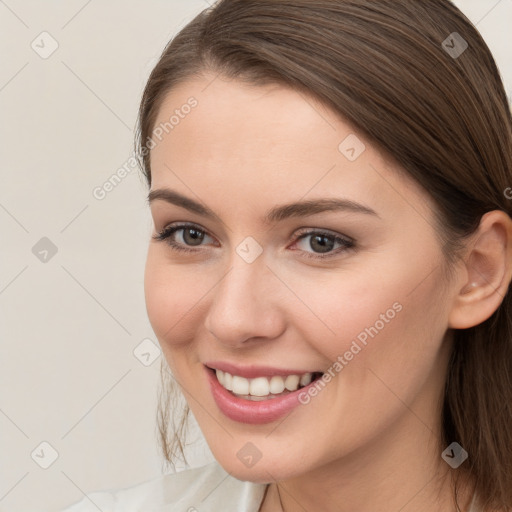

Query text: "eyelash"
[153, 222, 355, 260]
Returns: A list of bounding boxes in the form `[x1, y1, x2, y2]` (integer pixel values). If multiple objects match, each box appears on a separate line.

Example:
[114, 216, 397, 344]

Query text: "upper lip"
[205, 361, 321, 379]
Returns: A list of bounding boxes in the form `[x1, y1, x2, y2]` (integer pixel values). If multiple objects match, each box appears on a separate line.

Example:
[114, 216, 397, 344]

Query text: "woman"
[62, 0, 512, 510]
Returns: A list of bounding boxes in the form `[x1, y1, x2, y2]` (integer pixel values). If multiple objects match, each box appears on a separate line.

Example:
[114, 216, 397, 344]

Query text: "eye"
[152, 223, 216, 253]
[290, 229, 355, 260]
[153, 223, 355, 260]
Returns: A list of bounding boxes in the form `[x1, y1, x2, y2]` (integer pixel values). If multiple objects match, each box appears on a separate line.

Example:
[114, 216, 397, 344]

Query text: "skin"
[144, 73, 512, 512]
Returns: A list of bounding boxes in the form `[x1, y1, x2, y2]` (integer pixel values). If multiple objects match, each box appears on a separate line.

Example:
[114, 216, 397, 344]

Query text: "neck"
[260, 412, 474, 512]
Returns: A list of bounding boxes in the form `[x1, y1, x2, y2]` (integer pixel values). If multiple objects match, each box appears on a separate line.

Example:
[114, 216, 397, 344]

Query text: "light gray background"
[0, 1, 510, 511]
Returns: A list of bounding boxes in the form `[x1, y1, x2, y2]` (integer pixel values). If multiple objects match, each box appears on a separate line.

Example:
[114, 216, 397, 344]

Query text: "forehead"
[149, 74, 433, 224]
[152, 75, 342, 163]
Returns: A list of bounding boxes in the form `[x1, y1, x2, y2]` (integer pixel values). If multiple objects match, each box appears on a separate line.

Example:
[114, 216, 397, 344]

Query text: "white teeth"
[231, 375, 250, 395]
[214, 369, 317, 398]
[250, 377, 270, 397]
[300, 373, 313, 386]
[269, 375, 285, 394]
[284, 374, 300, 391]
[223, 372, 233, 391]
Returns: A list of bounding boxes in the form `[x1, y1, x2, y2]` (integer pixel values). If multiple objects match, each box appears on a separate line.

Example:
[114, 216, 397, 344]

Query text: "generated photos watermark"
[298, 301, 403, 405]
[92, 96, 198, 201]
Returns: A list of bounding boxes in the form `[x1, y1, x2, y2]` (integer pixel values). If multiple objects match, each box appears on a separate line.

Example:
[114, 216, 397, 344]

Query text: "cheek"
[144, 250, 205, 348]
[284, 253, 448, 372]
[278, 263, 408, 361]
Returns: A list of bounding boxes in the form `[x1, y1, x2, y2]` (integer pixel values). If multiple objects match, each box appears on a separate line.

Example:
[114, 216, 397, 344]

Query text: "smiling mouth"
[206, 366, 324, 400]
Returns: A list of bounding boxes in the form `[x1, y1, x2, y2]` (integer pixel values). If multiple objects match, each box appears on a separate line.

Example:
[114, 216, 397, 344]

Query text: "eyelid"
[152, 222, 217, 249]
[290, 227, 355, 259]
[293, 226, 353, 242]
[154, 221, 355, 259]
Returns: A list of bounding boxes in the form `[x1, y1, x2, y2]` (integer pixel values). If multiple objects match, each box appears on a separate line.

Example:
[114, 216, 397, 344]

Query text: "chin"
[211, 449, 310, 484]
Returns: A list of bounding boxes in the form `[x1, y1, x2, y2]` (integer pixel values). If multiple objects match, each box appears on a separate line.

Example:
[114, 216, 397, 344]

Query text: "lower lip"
[205, 366, 319, 424]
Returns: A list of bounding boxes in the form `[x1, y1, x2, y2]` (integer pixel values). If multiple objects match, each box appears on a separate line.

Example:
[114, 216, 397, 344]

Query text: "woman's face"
[144, 74, 458, 483]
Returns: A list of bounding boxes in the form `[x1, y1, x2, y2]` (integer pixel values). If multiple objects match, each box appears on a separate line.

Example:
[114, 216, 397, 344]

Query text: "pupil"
[185, 228, 204, 246]
[311, 235, 333, 253]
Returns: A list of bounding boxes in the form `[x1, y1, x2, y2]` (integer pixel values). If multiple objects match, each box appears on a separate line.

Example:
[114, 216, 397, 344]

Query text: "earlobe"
[448, 210, 512, 330]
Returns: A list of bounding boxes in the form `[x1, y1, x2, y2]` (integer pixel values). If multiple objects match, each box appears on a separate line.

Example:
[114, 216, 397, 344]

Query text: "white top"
[60, 461, 267, 512]
[60, 460, 481, 512]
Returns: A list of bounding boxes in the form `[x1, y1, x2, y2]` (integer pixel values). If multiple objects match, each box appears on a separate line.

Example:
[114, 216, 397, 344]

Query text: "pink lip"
[205, 365, 321, 424]
[204, 360, 317, 379]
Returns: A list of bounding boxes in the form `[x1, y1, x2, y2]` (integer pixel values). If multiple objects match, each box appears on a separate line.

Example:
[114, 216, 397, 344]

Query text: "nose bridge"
[204, 245, 285, 346]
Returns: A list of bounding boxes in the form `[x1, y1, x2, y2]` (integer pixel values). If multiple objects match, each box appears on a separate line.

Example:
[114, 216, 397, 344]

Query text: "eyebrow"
[147, 188, 380, 223]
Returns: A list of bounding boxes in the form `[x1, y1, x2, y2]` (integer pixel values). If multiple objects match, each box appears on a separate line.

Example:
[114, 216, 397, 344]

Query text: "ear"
[448, 210, 512, 329]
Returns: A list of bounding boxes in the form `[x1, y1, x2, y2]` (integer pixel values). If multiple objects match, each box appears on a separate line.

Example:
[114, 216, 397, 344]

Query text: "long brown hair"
[135, 1, 512, 509]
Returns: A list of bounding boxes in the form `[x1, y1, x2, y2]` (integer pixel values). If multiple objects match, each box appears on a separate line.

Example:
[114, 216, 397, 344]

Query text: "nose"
[204, 256, 286, 348]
